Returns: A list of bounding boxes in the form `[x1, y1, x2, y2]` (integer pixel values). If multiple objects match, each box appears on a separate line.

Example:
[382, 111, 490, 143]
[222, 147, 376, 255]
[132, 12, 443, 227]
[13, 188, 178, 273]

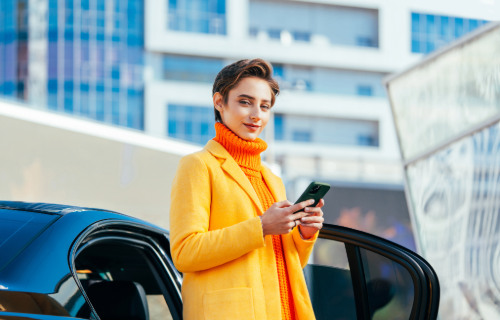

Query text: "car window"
[0, 282, 96, 319]
[359, 248, 414, 320]
[49, 274, 97, 318]
[75, 241, 175, 320]
[304, 238, 357, 320]
[0, 209, 59, 271]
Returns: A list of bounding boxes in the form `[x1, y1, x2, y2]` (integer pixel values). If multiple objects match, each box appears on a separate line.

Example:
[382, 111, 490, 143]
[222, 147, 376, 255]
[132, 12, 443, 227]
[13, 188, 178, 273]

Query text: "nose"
[249, 105, 261, 121]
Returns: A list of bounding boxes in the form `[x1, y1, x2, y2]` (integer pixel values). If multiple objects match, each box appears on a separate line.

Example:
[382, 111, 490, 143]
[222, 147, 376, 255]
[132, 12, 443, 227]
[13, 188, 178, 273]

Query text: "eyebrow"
[238, 94, 271, 103]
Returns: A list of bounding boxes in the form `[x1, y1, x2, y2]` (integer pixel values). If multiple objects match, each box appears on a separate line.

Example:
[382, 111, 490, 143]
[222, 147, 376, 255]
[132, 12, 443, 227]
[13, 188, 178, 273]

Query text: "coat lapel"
[204, 140, 264, 214]
[261, 165, 286, 202]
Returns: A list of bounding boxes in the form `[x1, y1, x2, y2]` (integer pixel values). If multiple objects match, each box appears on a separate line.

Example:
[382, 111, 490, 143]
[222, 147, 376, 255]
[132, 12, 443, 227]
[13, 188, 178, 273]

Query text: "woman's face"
[213, 77, 273, 141]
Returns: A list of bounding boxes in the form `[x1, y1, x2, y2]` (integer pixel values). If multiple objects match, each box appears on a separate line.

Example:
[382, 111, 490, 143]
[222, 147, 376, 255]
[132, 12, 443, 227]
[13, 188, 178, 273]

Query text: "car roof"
[0, 201, 120, 216]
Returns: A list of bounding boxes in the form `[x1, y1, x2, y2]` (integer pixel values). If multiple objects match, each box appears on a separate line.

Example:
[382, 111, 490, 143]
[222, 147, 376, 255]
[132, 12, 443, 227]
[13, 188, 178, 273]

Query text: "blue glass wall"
[168, 0, 226, 35]
[163, 54, 223, 83]
[168, 104, 216, 145]
[411, 12, 488, 54]
[0, 0, 28, 100]
[0, 0, 145, 130]
[274, 113, 379, 147]
[47, 0, 145, 129]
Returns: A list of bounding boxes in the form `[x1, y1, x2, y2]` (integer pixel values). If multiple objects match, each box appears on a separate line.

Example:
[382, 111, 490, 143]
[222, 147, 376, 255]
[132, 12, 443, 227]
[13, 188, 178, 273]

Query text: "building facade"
[0, 0, 145, 130]
[142, 0, 495, 196]
[387, 21, 500, 320]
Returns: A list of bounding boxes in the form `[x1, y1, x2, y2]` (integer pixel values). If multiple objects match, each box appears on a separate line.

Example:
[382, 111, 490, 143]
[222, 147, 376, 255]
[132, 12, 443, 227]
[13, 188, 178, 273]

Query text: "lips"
[244, 123, 260, 131]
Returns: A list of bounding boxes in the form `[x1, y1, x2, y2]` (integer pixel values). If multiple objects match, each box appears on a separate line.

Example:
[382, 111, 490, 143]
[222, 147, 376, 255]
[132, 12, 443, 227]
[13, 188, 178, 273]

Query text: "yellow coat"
[170, 140, 318, 320]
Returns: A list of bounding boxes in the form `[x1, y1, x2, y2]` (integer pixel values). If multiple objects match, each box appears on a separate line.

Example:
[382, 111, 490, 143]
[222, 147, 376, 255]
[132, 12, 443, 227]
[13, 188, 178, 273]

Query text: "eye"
[261, 105, 271, 110]
[240, 100, 250, 105]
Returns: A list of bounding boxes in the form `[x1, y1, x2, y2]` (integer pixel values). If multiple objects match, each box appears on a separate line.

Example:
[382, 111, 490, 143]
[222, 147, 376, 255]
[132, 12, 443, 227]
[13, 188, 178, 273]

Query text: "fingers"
[300, 215, 324, 224]
[274, 200, 293, 208]
[290, 211, 308, 220]
[316, 199, 325, 208]
[304, 207, 323, 216]
[286, 199, 315, 214]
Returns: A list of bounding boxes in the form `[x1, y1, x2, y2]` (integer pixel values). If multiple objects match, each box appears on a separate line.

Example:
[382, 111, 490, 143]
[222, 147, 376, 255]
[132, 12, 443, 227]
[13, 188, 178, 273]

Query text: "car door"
[71, 220, 438, 320]
[305, 223, 439, 320]
[69, 220, 183, 320]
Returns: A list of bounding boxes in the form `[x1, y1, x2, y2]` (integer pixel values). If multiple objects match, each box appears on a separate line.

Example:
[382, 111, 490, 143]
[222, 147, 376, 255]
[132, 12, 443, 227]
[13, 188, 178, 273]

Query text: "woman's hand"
[261, 199, 315, 236]
[299, 199, 325, 239]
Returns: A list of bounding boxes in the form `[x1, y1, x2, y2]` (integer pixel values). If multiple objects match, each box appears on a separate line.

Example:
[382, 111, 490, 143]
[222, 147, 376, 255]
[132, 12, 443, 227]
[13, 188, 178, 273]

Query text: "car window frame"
[69, 220, 183, 320]
[318, 223, 440, 320]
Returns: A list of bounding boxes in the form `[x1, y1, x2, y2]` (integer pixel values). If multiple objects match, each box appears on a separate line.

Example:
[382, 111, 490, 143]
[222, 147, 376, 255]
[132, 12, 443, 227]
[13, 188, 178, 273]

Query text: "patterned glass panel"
[389, 26, 500, 160]
[406, 121, 500, 319]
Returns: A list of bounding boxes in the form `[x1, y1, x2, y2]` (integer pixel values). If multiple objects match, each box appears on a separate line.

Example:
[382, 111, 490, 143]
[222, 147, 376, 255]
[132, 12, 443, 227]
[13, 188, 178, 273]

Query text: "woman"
[170, 59, 325, 320]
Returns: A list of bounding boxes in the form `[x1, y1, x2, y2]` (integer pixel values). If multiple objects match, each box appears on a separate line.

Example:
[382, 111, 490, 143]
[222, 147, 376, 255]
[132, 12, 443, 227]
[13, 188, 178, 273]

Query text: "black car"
[0, 201, 439, 320]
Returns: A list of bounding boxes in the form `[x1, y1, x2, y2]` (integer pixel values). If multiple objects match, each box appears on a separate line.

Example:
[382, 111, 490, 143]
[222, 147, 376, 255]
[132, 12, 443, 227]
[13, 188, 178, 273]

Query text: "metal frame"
[68, 220, 183, 320]
[320, 223, 440, 320]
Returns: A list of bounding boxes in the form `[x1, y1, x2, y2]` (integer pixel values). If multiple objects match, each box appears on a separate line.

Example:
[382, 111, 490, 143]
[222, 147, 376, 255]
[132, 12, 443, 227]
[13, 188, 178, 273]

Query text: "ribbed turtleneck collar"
[213, 122, 267, 171]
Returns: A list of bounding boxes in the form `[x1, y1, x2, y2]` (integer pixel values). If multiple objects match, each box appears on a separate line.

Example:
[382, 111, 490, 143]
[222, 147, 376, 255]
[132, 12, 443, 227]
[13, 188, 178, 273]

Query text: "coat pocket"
[202, 287, 256, 320]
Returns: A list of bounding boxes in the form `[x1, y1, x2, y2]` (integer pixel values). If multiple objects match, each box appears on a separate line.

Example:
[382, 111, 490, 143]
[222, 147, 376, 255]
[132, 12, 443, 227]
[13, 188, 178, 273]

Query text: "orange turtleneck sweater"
[213, 122, 296, 320]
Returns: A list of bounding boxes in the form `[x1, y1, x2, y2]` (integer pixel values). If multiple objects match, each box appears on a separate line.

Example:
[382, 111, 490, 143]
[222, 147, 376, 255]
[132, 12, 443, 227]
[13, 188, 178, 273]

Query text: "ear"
[213, 92, 224, 113]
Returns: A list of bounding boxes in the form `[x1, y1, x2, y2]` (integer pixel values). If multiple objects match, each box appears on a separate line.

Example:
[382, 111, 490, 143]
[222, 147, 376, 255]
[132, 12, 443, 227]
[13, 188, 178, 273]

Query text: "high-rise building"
[143, 0, 494, 193]
[0, 0, 145, 129]
[0, 1, 496, 246]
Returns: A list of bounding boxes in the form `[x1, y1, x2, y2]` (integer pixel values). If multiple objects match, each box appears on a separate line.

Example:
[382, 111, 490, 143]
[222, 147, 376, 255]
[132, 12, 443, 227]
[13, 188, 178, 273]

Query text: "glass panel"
[304, 238, 356, 320]
[49, 274, 97, 318]
[163, 54, 223, 83]
[249, 0, 378, 48]
[278, 114, 379, 147]
[0, 209, 59, 271]
[389, 26, 500, 160]
[75, 241, 174, 320]
[167, 104, 215, 145]
[168, 0, 226, 35]
[360, 248, 414, 320]
[406, 120, 500, 319]
[0, 0, 145, 130]
[0, 288, 96, 319]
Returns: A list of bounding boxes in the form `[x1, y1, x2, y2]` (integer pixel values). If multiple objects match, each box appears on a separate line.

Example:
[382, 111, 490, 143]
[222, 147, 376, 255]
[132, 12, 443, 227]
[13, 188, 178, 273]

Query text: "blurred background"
[1, 0, 500, 318]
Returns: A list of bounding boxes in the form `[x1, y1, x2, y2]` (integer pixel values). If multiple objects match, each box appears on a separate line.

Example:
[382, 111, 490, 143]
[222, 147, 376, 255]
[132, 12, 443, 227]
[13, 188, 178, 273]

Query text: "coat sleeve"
[169, 153, 265, 273]
[291, 224, 319, 268]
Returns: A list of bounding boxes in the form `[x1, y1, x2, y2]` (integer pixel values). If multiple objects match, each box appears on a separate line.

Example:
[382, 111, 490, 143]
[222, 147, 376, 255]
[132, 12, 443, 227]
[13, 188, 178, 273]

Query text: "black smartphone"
[293, 181, 330, 214]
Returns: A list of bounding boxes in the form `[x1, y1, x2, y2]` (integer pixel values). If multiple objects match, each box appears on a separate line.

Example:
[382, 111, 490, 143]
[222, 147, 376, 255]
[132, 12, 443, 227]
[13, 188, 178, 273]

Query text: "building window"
[357, 85, 373, 96]
[168, 104, 216, 145]
[273, 64, 284, 78]
[274, 114, 284, 140]
[293, 131, 312, 142]
[0, 0, 145, 130]
[411, 12, 488, 54]
[275, 114, 379, 147]
[249, 27, 258, 38]
[358, 135, 377, 146]
[163, 54, 223, 83]
[249, 0, 378, 48]
[356, 36, 375, 47]
[272, 64, 385, 97]
[268, 29, 281, 40]
[168, 0, 226, 35]
[293, 31, 311, 42]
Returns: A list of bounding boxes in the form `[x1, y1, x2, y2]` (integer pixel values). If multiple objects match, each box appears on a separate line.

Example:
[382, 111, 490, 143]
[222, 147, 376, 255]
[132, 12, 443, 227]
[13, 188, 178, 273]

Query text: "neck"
[213, 122, 267, 171]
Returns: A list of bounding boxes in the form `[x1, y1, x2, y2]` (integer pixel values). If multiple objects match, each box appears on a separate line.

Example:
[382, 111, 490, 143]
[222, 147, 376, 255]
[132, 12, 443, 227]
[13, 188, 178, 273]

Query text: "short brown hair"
[212, 59, 280, 123]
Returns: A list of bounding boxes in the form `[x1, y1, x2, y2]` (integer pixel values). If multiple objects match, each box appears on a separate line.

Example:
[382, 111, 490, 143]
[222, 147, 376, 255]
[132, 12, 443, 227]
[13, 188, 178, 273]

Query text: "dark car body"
[0, 201, 439, 320]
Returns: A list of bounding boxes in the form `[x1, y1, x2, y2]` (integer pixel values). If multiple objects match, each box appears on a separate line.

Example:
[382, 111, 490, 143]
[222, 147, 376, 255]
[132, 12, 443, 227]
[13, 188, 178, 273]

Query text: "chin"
[239, 132, 259, 141]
